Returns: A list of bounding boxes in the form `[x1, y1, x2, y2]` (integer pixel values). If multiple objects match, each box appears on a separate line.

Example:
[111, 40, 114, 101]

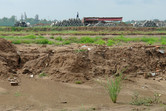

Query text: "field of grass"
[0, 34, 165, 45]
[0, 26, 166, 36]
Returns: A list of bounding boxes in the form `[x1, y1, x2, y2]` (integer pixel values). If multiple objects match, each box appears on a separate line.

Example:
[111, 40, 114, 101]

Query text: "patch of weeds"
[147, 41, 155, 45]
[37, 35, 45, 39]
[54, 42, 62, 46]
[62, 40, 71, 45]
[113, 35, 140, 43]
[35, 39, 49, 44]
[48, 41, 55, 45]
[21, 40, 32, 44]
[23, 35, 36, 39]
[39, 72, 47, 77]
[75, 49, 87, 53]
[79, 36, 96, 43]
[75, 81, 82, 84]
[141, 37, 159, 44]
[94, 39, 106, 45]
[55, 36, 63, 41]
[131, 92, 162, 106]
[12, 40, 21, 44]
[14, 92, 21, 97]
[101, 73, 123, 103]
[161, 36, 166, 45]
[107, 39, 115, 46]
[50, 36, 54, 39]
[66, 37, 78, 43]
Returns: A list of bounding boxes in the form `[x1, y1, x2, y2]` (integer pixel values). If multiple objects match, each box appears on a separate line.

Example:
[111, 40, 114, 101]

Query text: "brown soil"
[19, 44, 166, 83]
[0, 38, 20, 78]
[0, 39, 166, 111]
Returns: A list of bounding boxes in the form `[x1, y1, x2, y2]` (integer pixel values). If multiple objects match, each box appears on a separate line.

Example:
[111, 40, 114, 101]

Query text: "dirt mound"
[0, 38, 20, 78]
[21, 45, 166, 82]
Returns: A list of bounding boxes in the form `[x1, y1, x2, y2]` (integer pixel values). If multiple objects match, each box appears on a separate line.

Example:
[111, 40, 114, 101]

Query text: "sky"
[0, 0, 166, 21]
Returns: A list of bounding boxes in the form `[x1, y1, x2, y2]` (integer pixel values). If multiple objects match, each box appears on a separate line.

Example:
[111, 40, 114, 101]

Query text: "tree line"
[0, 13, 57, 26]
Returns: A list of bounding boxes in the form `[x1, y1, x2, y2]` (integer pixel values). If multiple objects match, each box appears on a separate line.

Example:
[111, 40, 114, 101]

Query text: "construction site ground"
[0, 37, 166, 111]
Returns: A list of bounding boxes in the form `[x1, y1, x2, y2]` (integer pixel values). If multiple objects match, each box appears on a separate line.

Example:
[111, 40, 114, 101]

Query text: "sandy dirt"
[0, 39, 166, 111]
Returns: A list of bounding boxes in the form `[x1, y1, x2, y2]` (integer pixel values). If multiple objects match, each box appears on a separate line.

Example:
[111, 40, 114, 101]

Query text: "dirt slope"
[0, 38, 20, 78]
[19, 44, 166, 82]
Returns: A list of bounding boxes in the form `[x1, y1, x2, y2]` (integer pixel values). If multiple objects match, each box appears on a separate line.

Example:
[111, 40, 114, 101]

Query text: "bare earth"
[0, 38, 166, 111]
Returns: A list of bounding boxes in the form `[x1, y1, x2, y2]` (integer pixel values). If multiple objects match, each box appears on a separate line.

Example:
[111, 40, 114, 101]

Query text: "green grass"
[161, 36, 166, 45]
[55, 36, 63, 41]
[94, 39, 106, 45]
[107, 39, 115, 46]
[14, 92, 21, 97]
[75, 81, 82, 84]
[50, 36, 54, 39]
[39, 72, 47, 77]
[102, 74, 123, 103]
[79, 36, 96, 43]
[0, 34, 165, 46]
[62, 40, 71, 45]
[66, 37, 79, 43]
[131, 93, 161, 106]
[75, 49, 87, 53]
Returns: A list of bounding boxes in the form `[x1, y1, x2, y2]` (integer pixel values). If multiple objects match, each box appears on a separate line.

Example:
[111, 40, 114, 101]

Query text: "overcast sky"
[0, 0, 165, 21]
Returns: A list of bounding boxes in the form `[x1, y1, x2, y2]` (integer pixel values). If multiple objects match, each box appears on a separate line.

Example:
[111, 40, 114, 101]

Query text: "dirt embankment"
[0, 38, 20, 78]
[20, 44, 166, 82]
[0, 38, 165, 82]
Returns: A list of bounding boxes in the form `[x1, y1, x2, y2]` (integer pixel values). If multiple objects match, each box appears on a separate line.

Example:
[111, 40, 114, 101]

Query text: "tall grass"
[101, 74, 123, 103]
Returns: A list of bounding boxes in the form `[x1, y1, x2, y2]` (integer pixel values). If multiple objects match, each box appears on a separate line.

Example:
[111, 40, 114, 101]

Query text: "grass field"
[0, 26, 166, 36]
[0, 34, 165, 45]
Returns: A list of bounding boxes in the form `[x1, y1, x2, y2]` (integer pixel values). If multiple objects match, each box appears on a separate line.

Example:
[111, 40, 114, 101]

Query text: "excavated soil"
[18, 43, 166, 82]
[0, 38, 20, 78]
[0, 38, 166, 82]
